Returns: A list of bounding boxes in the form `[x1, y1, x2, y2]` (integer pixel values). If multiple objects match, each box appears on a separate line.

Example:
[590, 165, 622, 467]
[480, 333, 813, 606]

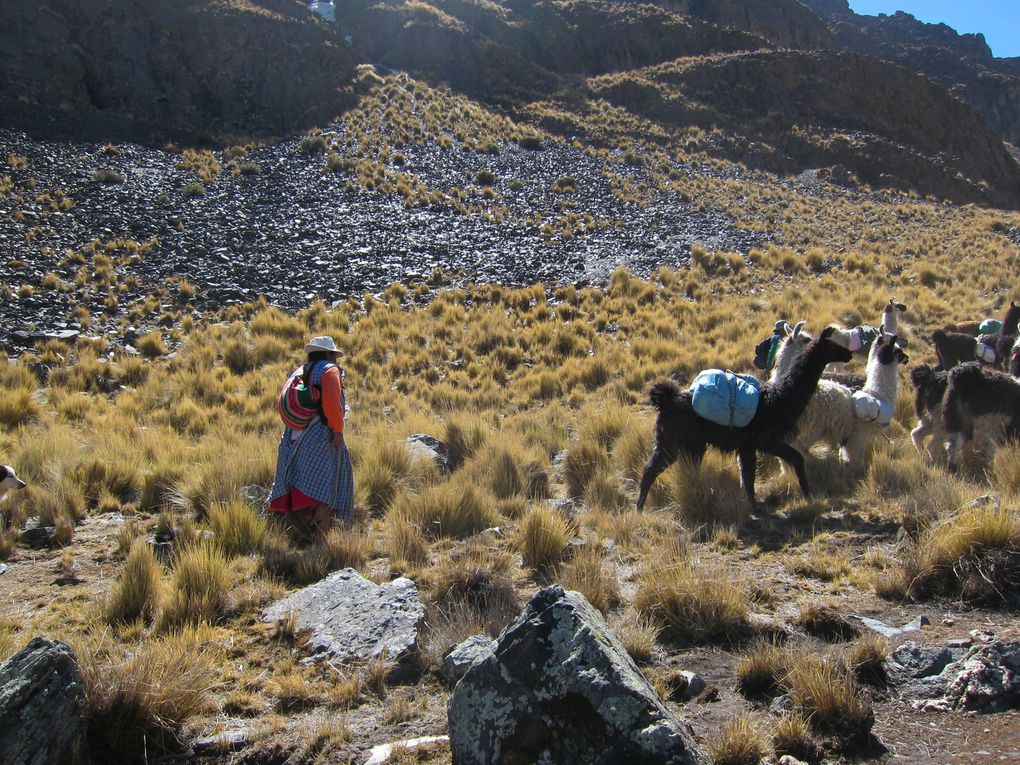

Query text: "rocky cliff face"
[653, 0, 833, 50]
[0, 0, 355, 141]
[589, 50, 1020, 209]
[801, 1, 1020, 145]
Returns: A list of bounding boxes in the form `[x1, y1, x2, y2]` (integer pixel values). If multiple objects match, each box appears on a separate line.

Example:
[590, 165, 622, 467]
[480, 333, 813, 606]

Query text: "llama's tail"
[648, 380, 682, 411]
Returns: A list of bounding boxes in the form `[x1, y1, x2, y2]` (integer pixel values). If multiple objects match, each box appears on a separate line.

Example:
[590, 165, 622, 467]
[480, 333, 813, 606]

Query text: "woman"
[269, 335, 354, 536]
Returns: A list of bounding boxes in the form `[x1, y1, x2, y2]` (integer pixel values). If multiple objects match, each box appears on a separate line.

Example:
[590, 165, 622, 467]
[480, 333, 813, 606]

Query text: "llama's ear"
[793, 321, 805, 338]
[781, 321, 793, 337]
[879, 323, 886, 336]
[820, 326, 834, 340]
[896, 302, 906, 311]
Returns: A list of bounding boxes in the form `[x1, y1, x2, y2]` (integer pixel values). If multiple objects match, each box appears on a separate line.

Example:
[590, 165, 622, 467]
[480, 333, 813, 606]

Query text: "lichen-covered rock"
[448, 585, 708, 765]
[262, 569, 425, 664]
[0, 637, 86, 765]
[441, 635, 495, 686]
[403, 434, 451, 474]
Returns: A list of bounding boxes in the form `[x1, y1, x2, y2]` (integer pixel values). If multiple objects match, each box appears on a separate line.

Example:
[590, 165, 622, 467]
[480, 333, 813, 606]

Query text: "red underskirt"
[269, 487, 321, 514]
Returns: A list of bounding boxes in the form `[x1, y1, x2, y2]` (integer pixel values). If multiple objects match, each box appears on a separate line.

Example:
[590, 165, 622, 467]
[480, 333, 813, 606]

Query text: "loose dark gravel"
[0, 127, 770, 351]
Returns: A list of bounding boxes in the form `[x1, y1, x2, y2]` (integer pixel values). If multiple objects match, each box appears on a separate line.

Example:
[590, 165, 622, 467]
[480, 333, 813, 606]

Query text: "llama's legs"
[768, 442, 811, 498]
[636, 446, 679, 510]
[737, 447, 759, 507]
[910, 418, 930, 459]
[945, 432, 966, 471]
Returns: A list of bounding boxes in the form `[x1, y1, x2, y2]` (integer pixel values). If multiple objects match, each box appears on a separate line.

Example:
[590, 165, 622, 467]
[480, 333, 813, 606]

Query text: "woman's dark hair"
[307, 350, 331, 363]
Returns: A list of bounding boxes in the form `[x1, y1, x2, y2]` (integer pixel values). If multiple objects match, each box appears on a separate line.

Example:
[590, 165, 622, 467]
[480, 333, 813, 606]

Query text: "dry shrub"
[79, 629, 216, 756]
[634, 560, 749, 644]
[208, 500, 267, 557]
[517, 503, 570, 570]
[391, 480, 496, 540]
[904, 500, 1020, 604]
[564, 441, 610, 498]
[782, 653, 874, 748]
[160, 544, 232, 630]
[105, 539, 163, 625]
[708, 713, 769, 765]
[559, 544, 618, 613]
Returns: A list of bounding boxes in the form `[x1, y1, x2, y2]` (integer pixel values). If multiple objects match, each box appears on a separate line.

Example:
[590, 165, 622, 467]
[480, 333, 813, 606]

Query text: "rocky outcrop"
[590, 50, 1020, 208]
[657, 0, 833, 50]
[801, 1, 1020, 145]
[0, 637, 86, 765]
[448, 585, 707, 765]
[262, 568, 425, 665]
[888, 639, 1020, 713]
[0, 0, 355, 142]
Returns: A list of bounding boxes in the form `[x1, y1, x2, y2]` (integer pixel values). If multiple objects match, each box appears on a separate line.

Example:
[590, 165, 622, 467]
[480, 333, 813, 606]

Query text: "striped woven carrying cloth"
[269, 362, 354, 521]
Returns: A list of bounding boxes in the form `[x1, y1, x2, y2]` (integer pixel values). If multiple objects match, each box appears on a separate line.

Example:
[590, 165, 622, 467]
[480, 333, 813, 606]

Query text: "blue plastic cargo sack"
[690, 369, 761, 428]
[979, 319, 1002, 334]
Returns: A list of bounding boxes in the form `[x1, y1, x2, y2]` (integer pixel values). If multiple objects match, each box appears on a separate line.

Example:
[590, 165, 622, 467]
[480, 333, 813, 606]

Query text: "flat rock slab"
[262, 568, 425, 663]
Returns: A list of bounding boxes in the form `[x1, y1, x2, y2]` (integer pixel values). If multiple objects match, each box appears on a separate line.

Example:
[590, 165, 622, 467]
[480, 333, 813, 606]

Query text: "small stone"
[193, 729, 248, 754]
[946, 638, 972, 649]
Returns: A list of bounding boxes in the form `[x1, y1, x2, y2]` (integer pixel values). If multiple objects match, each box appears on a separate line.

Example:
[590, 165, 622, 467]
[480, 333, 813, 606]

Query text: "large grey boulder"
[262, 569, 425, 664]
[441, 635, 496, 686]
[448, 585, 708, 765]
[403, 434, 450, 474]
[889, 639, 1020, 713]
[0, 636, 86, 765]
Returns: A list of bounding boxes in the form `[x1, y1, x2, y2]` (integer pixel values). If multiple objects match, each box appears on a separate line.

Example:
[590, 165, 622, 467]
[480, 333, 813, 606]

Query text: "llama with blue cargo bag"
[690, 369, 761, 427]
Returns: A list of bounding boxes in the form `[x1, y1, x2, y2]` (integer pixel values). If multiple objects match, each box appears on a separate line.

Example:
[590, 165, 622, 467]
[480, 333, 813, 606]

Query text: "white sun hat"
[304, 335, 340, 354]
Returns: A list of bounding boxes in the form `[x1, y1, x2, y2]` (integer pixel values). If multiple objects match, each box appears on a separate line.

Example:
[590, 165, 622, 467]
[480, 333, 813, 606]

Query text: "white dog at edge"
[0, 465, 27, 501]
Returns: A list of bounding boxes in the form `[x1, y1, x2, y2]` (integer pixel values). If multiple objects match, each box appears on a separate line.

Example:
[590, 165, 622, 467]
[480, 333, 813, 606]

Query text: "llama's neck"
[771, 336, 810, 382]
[882, 307, 899, 335]
[863, 347, 900, 402]
[776, 345, 831, 417]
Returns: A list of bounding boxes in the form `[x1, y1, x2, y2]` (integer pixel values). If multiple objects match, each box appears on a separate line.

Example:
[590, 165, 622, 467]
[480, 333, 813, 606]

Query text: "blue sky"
[848, 2, 1020, 58]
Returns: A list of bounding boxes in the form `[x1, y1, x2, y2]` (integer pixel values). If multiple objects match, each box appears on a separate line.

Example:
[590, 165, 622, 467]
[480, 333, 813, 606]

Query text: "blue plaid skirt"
[269, 417, 354, 521]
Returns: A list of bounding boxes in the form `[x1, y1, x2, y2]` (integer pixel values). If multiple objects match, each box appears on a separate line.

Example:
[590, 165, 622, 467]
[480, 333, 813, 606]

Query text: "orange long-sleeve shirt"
[319, 365, 345, 433]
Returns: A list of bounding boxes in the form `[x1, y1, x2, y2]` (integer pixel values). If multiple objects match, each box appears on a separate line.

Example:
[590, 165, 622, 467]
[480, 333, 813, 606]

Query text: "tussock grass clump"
[160, 544, 232, 630]
[991, 441, 1020, 496]
[356, 439, 431, 515]
[559, 544, 618, 613]
[794, 603, 860, 642]
[209, 500, 267, 557]
[136, 331, 167, 358]
[708, 713, 769, 765]
[517, 503, 571, 570]
[564, 441, 610, 499]
[443, 414, 488, 470]
[471, 440, 546, 500]
[105, 539, 164, 625]
[392, 480, 496, 540]
[904, 501, 1020, 604]
[263, 526, 370, 585]
[612, 421, 651, 483]
[427, 544, 519, 637]
[79, 630, 216, 756]
[584, 472, 628, 512]
[735, 639, 790, 698]
[0, 387, 41, 429]
[634, 560, 750, 644]
[384, 513, 429, 572]
[846, 634, 889, 687]
[140, 460, 187, 513]
[782, 653, 874, 747]
[610, 612, 660, 664]
[179, 447, 274, 516]
[772, 713, 818, 762]
[658, 452, 745, 527]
